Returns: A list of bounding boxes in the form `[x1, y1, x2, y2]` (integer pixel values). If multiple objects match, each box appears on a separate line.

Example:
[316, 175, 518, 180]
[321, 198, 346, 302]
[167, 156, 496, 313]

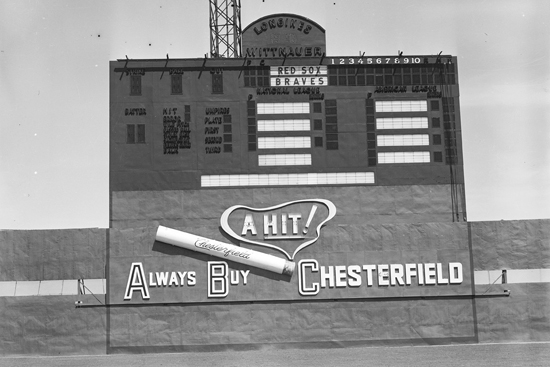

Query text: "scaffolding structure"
[209, 0, 242, 58]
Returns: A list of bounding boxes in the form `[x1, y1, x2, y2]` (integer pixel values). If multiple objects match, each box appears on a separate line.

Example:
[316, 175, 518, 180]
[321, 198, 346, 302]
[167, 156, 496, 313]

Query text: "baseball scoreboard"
[105, 12, 472, 351]
[110, 13, 464, 198]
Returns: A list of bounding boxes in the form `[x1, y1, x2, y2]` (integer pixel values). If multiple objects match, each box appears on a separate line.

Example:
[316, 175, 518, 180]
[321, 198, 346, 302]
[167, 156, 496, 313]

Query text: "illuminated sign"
[270, 66, 328, 87]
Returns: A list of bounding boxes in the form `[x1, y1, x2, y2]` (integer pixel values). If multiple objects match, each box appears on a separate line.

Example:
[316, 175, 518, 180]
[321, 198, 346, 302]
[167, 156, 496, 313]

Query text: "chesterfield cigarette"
[156, 225, 295, 277]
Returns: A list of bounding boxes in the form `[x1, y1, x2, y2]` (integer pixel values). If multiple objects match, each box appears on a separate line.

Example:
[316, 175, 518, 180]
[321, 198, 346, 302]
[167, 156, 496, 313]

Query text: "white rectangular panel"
[257, 119, 310, 131]
[377, 151, 430, 163]
[270, 66, 328, 76]
[201, 172, 375, 187]
[377, 134, 429, 146]
[270, 77, 328, 87]
[375, 100, 427, 112]
[259, 154, 312, 166]
[258, 137, 311, 149]
[257, 103, 310, 114]
[376, 117, 428, 129]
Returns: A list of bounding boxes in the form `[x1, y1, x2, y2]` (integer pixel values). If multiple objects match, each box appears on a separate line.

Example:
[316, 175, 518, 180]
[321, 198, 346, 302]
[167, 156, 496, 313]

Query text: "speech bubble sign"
[220, 199, 337, 260]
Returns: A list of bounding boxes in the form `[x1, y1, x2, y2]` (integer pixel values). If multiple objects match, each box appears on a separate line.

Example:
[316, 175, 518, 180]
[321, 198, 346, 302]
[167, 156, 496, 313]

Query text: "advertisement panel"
[109, 199, 472, 305]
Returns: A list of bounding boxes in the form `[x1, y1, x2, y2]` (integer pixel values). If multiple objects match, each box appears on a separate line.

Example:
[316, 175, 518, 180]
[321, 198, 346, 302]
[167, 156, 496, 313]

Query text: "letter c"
[298, 259, 320, 296]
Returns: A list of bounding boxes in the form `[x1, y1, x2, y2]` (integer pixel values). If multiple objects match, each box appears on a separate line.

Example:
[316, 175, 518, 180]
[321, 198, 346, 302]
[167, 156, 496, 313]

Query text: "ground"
[1, 342, 549, 367]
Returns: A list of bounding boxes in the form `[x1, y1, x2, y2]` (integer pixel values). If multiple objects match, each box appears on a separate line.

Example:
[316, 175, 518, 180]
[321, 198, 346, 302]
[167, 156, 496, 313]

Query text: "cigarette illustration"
[156, 225, 296, 277]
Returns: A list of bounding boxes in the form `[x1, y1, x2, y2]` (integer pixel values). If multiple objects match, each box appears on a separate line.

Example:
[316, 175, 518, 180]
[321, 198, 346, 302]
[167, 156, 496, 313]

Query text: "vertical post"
[78, 279, 85, 294]
[233, 0, 242, 57]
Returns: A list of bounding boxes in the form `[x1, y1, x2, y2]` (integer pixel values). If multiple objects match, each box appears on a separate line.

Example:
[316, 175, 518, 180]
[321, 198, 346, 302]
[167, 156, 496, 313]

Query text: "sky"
[0, 0, 549, 230]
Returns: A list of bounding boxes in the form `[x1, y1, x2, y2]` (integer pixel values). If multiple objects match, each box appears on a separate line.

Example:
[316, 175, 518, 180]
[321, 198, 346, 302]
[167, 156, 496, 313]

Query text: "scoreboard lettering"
[271, 66, 328, 76]
[328, 56, 453, 65]
[271, 77, 327, 87]
[270, 66, 328, 87]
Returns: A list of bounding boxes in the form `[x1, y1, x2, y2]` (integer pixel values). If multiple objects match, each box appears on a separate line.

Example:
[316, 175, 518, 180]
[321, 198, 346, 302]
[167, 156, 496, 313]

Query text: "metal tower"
[209, 0, 242, 58]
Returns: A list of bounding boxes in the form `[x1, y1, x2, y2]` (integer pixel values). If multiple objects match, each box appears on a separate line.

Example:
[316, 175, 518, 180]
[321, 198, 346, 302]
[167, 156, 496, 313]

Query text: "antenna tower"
[209, 0, 242, 58]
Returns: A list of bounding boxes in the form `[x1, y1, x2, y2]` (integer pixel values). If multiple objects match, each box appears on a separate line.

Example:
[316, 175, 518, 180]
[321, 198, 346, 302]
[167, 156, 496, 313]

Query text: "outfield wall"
[0, 229, 107, 355]
[471, 220, 550, 343]
[107, 220, 475, 353]
[0, 218, 548, 355]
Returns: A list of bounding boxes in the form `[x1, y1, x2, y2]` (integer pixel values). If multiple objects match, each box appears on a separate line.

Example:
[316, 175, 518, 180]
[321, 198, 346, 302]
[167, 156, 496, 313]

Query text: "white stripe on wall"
[0, 279, 106, 297]
[474, 269, 550, 285]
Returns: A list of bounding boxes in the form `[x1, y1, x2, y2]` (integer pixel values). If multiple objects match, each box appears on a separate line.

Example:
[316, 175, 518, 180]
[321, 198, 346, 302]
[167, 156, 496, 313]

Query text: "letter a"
[124, 262, 150, 300]
[241, 214, 257, 236]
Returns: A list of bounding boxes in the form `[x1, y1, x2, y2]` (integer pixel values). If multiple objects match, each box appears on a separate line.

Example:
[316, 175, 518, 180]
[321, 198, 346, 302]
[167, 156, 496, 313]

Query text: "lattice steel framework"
[209, 0, 242, 58]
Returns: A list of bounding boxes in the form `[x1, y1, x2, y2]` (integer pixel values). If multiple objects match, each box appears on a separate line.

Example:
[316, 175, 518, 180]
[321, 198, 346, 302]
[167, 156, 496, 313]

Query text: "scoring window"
[258, 154, 312, 166]
[257, 119, 310, 131]
[378, 152, 430, 164]
[376, 117, 428, 130]
[257, 103, 310, 114]
[375, 100, 427, 112]
[377, 134, 429, 146]
[258, 137, 311, 149]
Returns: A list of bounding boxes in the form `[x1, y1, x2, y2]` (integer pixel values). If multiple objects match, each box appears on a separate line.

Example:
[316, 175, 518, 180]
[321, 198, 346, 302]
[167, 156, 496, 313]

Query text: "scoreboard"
[106, 12, 471, 350]
[110, 13, 464, 194]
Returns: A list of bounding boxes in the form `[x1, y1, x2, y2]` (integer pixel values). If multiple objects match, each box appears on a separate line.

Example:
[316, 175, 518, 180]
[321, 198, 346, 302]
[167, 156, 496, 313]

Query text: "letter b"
[208, 261, 228, 298]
